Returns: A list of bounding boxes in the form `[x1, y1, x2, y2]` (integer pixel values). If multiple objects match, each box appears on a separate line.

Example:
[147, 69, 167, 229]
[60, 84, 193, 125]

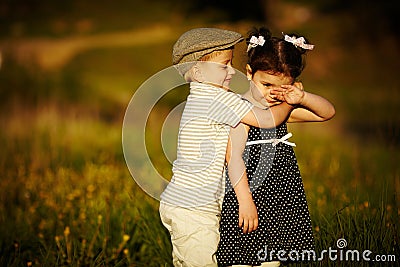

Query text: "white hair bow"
[283, 34, 314, 50]
[247, 35, 265, 52]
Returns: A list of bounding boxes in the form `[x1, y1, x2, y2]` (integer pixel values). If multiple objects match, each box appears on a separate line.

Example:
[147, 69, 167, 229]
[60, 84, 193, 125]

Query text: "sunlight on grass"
[0, 104, 171, 266]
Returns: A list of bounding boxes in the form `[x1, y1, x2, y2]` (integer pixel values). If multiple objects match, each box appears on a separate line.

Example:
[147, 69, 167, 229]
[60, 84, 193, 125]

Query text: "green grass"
[0, 104, 172, 266]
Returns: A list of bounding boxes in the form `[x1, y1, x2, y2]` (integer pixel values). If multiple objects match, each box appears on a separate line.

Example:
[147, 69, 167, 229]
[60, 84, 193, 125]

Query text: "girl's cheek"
[262, 87, 271, 97]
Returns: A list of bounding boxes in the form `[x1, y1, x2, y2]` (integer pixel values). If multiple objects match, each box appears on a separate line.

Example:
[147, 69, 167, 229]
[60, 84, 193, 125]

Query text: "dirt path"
[0, 24, 176, 70]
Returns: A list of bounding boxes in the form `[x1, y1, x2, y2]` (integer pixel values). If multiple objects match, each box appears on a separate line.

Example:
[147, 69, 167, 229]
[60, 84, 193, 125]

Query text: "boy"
[159, 28, 295, 266]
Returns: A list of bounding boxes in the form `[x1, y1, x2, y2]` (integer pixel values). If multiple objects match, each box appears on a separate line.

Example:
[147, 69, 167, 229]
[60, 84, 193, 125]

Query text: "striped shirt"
[160, 82, 253, 213]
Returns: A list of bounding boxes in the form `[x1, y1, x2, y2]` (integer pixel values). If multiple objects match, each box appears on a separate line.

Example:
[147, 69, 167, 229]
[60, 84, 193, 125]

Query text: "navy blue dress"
[217, 123, 315, 266]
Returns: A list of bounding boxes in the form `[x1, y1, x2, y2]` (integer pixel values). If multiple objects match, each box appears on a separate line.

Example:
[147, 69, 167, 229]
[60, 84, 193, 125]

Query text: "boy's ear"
[246, 64, 252, 80]
[191, 63, 204, 82]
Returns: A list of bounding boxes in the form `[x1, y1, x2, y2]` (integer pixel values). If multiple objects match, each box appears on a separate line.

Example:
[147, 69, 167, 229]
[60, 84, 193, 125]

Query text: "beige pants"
[159, 202, 220, 267]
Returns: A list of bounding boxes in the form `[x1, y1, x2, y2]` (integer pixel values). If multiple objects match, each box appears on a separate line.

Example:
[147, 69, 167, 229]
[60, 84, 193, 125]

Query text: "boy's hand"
[271, 82, 305, 105]
[238, 197, 258, 234]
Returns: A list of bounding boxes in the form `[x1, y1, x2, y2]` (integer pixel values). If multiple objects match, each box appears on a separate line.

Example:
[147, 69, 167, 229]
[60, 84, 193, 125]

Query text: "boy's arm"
[240, 102, 294, 128]
[226, 123, 258, 233]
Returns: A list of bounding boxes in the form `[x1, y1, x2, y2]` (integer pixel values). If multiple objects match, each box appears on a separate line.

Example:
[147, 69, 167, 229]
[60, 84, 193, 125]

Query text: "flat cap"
[172, 28, 243, 65]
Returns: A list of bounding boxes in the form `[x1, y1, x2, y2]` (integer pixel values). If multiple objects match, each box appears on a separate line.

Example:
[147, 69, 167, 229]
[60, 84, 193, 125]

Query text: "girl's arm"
[288, 91, 336, 122]
[278, 83, 335, 123]
[226, 123, 258, 233]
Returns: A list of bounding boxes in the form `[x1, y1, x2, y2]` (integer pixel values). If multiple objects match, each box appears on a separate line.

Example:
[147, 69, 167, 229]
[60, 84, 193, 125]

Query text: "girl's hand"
[268, 86, 284, 105]
[279, 82, 305, 105]
[238, 197, 259, 234]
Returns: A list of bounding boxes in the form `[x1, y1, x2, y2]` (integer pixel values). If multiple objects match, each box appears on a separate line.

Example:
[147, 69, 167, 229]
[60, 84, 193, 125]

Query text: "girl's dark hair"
[246, 27, 311, 80]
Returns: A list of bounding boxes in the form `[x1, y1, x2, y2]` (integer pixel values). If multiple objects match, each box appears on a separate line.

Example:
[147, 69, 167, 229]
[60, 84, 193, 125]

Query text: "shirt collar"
[190, 82, 225, 95]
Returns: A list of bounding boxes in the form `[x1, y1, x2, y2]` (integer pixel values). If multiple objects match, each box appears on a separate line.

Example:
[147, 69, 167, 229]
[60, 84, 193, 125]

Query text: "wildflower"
[64, 226, 70, 237]
[87, 184, 96, 193]
[79, 212, 86, 220]
[123, 234, 130, 242]
[66, 193, 75, 201]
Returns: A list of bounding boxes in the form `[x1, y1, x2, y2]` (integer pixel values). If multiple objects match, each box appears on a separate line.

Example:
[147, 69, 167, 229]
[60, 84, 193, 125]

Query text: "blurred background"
[0, 0, 399, 266]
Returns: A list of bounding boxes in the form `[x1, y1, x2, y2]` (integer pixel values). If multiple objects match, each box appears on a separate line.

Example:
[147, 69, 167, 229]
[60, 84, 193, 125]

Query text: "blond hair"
[200, 47, 233, 61]
[183, 48, 233, 81]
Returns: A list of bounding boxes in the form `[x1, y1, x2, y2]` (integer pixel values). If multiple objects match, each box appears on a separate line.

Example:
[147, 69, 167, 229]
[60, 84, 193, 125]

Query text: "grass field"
[0, 1, 399, 266]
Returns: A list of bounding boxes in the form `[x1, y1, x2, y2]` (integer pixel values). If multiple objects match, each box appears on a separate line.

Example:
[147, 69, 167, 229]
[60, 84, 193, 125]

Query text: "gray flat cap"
[172, 28, 243, 65]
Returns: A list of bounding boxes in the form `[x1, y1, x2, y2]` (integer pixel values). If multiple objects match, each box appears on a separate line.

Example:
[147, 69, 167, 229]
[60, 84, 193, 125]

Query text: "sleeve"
[207, 90, 254, 127]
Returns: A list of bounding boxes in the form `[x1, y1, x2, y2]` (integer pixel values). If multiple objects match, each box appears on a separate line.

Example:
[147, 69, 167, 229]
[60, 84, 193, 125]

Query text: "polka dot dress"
[216, 123, 315, 266]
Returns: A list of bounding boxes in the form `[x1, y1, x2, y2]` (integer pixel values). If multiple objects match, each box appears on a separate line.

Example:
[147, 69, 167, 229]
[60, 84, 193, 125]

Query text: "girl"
[216, 27, 335, 266]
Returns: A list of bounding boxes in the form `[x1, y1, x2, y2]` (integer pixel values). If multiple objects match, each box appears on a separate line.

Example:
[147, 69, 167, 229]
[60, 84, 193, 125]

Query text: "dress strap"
[246, 132, 296, 147]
